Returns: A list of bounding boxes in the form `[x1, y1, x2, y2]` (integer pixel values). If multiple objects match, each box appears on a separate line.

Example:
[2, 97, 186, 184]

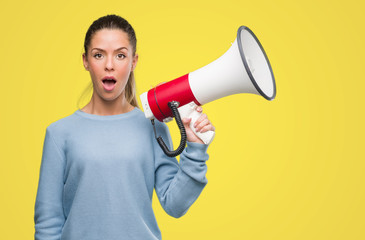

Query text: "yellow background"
[1, 0, 364, 239]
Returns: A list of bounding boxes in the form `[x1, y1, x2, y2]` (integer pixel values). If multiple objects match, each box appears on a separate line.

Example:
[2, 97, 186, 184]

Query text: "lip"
[102, 76, 117, 81]
[101, 76, 117, 91]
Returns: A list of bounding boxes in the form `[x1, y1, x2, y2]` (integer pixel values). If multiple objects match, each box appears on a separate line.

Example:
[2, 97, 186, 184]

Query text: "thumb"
[182, 117, 192, 127]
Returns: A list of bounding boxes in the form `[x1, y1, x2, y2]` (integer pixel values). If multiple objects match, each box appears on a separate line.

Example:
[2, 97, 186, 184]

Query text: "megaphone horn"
[140, 26, 276, 157]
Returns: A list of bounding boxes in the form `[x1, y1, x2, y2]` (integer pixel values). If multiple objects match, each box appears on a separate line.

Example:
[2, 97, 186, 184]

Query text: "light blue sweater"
[34, 107, 209, 240]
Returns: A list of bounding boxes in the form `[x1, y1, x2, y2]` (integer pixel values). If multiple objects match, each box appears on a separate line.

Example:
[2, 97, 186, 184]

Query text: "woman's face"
[82, 29, 138, 101]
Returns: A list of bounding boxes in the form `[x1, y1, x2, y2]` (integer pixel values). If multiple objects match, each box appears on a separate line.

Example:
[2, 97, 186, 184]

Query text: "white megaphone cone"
[140, 26, 276, 157]
[189, 26, 276, 105]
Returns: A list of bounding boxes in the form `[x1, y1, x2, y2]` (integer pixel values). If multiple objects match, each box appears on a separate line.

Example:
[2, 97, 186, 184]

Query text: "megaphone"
[140, 26, 276, 157]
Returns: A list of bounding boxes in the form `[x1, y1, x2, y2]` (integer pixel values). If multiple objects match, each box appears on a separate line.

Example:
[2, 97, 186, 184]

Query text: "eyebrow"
[91, 47, 128, 52]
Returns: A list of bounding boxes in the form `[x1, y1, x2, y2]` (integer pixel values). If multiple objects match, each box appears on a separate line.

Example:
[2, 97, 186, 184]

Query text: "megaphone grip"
[178, 102, 215, 145]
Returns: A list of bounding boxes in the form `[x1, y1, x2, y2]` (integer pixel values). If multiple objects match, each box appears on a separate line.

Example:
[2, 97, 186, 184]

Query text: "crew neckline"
[75, 107, 140, 120]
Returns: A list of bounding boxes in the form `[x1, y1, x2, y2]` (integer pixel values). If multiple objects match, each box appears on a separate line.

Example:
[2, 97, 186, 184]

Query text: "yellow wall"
[1, 0, 364, 239]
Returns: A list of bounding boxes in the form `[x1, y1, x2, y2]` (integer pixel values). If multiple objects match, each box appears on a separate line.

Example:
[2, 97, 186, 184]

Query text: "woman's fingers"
[193, 113, 207, 128]
[194, 114, 215, 133]
[196, 119, 215, 133]
[182, 106, 215, 144]
[195, 118, 209, 132]
[200, 124, 215, 133]
[192, 107, 215, 133]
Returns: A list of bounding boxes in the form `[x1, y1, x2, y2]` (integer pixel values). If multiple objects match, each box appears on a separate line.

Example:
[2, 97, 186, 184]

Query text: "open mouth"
[102, 79, 117, 91]
[102, 79, 117, 84]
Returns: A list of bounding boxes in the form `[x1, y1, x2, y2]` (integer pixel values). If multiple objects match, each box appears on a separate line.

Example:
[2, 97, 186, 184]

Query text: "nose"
[105, 56, 114, 71]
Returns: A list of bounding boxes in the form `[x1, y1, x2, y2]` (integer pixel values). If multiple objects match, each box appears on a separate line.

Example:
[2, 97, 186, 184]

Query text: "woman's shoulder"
[44, 110, 80, 138]
[132, 108, 170, 132]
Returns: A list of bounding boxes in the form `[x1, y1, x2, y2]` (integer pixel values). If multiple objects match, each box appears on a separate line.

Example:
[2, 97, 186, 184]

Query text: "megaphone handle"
[178, 102, 215, 145]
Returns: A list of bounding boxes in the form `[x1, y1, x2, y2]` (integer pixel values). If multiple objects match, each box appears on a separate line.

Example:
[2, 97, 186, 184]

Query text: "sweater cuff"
[184, 141, 209, 161]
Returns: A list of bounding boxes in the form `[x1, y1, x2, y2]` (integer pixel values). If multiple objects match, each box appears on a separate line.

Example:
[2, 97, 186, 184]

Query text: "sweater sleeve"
[153, 122, 209, 218]
[34, 127, 66, 240]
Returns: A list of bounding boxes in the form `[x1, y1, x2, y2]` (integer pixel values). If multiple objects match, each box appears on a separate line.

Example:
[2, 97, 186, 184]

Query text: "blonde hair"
[125, 71, 139, 107]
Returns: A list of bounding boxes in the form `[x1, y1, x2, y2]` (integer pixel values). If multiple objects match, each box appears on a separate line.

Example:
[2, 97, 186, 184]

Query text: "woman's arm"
[34, 127, 66, 240]
[153, 107, 214, 218]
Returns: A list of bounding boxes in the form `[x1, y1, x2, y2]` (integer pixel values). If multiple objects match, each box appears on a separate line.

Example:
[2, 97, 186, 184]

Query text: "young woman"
[34, 14, 215, 240]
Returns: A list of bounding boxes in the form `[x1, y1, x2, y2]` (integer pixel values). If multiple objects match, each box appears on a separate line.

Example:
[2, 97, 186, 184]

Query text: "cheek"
[89, 62, 103, 72]
[88, 62, 104, 78]
[116, 62, 132, 75]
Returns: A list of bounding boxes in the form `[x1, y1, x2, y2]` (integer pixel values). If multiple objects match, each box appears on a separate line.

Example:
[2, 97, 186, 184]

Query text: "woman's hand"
[182, 106, 215, 144]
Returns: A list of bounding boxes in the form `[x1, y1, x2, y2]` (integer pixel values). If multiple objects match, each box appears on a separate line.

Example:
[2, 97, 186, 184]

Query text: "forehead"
[90, 29, 130, 50]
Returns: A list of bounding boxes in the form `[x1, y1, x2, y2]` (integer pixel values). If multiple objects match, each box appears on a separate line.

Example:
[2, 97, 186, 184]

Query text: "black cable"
[151, 101, 187, 157]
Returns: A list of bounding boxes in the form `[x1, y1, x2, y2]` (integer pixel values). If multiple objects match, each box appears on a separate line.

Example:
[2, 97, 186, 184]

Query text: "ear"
[131, 53, 139, 72]
[82, 53, 89, 71]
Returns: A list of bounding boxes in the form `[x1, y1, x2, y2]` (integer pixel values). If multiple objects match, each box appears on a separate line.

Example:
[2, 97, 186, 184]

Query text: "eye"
[93, 53, 103, 59]
[117, 53, 126, 59]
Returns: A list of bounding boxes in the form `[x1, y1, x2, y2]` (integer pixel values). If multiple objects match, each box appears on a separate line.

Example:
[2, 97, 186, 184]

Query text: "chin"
[100, 91, 124, 102]
[101, 94, 121, 102]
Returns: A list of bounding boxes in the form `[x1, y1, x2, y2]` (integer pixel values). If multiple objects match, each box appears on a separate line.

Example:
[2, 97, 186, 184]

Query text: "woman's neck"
[81, 93, 134, 116]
